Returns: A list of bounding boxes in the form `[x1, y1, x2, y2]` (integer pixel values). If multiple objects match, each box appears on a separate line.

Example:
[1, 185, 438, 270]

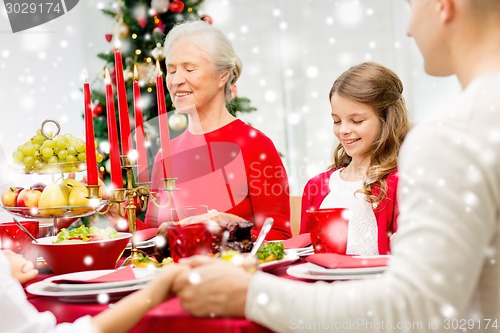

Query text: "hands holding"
[3, 249, 38, 284]
[171, 255, 251, 318]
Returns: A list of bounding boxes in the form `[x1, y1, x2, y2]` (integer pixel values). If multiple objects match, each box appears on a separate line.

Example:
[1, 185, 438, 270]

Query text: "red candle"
[104, 68, 123, 189]
[133, 65, 149, 183]
[83, 79, 98, 186]
[114, 48, 132, 156]
[155, 61, 174, 178]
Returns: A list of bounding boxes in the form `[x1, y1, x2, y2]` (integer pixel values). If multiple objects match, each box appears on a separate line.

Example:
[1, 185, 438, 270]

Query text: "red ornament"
[202, 15, 213, 25]
[169, 0, 184, 13]
[92, 104, 104, 117]
[105, 34, 113, 43]
[138, 16, 147, 28]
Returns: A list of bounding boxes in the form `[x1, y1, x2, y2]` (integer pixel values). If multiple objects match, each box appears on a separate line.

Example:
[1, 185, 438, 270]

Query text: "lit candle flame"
[114, 36, 121, 50]
[133, 64, 138, 81]
[104, 67, 111, 84]
[81, 68, 89, 83]
[156, 60, 162, 76]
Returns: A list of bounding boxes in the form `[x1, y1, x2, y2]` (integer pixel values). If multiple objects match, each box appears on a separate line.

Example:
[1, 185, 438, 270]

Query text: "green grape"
[76, 142, 86, 153]
[41, 147, 53, 158]
[77, 152, 86, 161]
[66, 154, 77, 163]
[55, 136, 68, 150]
[23, 155, 35, 166]
[68, 138, 79, 148]
[67, 146, 77, 156]
[42, 139, 56, 149]
[13, 151, 24, 163]
[58, 149, 68, 160]
[96, 153, 103, 163]
[47, 156, 58, 164]
[31, 134, 46, 145]
[22, 145, 37, 157]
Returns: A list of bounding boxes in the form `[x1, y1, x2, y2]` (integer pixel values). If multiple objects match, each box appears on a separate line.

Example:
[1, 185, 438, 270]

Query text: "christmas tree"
[89, 0, 256, 183]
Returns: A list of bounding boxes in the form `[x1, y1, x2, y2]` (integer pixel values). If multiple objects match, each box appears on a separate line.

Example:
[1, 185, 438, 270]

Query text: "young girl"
[300, 62, 411, 255]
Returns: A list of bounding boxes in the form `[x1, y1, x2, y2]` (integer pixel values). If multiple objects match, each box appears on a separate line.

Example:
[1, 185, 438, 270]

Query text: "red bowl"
[33, 232, 132, 274]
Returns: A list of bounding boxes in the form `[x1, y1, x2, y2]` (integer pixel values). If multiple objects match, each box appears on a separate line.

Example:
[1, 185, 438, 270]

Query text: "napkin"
[51, 266, 136, 284]
[282, 233, 312, 249]
[306, 253, 389, 269]
[134, 228, 158, 243]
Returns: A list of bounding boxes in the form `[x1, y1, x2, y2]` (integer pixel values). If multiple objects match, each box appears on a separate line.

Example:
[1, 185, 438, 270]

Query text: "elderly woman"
[145, 21, 291, 241]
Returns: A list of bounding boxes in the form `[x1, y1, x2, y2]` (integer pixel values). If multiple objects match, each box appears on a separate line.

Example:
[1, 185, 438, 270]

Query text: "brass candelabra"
[86, 155, 178, 267]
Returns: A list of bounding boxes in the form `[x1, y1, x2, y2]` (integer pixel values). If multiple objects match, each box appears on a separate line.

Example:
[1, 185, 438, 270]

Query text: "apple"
[16, 188, 42, 208]
[1, 187, 24, 207]
[30, 182, 47, 192]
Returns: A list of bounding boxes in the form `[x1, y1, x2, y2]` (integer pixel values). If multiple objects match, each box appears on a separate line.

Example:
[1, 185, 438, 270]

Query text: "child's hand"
[3, 249, 38, 284]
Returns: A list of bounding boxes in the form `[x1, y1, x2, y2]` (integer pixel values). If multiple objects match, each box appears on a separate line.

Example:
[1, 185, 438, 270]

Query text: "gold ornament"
[114, 21, 130, 39]
[136, 62, 157, 84]
[168, 112, 188, 131]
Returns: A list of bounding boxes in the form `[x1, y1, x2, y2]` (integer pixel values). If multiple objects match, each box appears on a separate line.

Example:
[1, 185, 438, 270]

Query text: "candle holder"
[88, 155, 178, 268]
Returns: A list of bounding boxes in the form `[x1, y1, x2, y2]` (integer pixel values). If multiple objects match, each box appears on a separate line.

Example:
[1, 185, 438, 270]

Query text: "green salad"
[256, 241, 285, 263]
[53, 225, 119, 244]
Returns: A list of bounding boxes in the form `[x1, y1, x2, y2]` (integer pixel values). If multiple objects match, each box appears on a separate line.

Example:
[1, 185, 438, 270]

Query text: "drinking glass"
[306, 208, 350, 254]
[0, 220, 39, 263]
[166, 222, 213, 263]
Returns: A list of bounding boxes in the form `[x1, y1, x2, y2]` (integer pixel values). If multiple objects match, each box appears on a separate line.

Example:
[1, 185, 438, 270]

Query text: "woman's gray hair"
[163, 20, 242, 102]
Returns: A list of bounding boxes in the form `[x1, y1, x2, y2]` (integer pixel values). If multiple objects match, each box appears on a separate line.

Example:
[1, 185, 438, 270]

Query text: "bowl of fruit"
[11, 120, 103, 174]
[33, 225, 132, 274]
[1, 178, 103, 219]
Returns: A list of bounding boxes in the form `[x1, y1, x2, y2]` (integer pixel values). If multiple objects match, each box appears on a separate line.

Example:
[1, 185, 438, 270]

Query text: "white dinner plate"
[27, 268, 159, 301]
[259, 253, 299, 272]
[286, 262, 386, 281]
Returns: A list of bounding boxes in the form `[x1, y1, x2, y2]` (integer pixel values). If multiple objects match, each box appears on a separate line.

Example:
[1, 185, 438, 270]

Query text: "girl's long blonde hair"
[328, 62, 411, 206]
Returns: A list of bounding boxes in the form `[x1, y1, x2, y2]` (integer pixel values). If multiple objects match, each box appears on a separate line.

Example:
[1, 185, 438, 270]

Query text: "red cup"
[0, 220, 39, 263]
[166, 222, 213, 263]
[306, 208, 350, 254]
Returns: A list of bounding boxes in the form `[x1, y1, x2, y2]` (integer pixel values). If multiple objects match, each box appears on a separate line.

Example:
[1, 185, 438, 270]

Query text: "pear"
[68, 184, 92, 215]
[62, 178, 83, 190]
[38, 183, 70, 217]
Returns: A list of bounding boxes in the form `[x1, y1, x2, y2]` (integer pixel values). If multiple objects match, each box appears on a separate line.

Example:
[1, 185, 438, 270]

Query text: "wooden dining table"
[24, 261, 296, 333]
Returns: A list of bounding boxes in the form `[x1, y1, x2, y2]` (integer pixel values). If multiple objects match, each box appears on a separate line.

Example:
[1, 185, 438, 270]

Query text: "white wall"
[0, 0, 461, 200]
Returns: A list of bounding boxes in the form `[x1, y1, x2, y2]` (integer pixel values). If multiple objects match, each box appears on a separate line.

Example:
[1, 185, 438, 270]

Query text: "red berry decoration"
[92, 104, 104, 117]
[169, 0, 184, 13]
[105, 34, 113, 43]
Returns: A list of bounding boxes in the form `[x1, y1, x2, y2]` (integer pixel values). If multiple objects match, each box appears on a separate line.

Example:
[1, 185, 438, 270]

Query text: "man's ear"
[437, 0, 455, 23]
